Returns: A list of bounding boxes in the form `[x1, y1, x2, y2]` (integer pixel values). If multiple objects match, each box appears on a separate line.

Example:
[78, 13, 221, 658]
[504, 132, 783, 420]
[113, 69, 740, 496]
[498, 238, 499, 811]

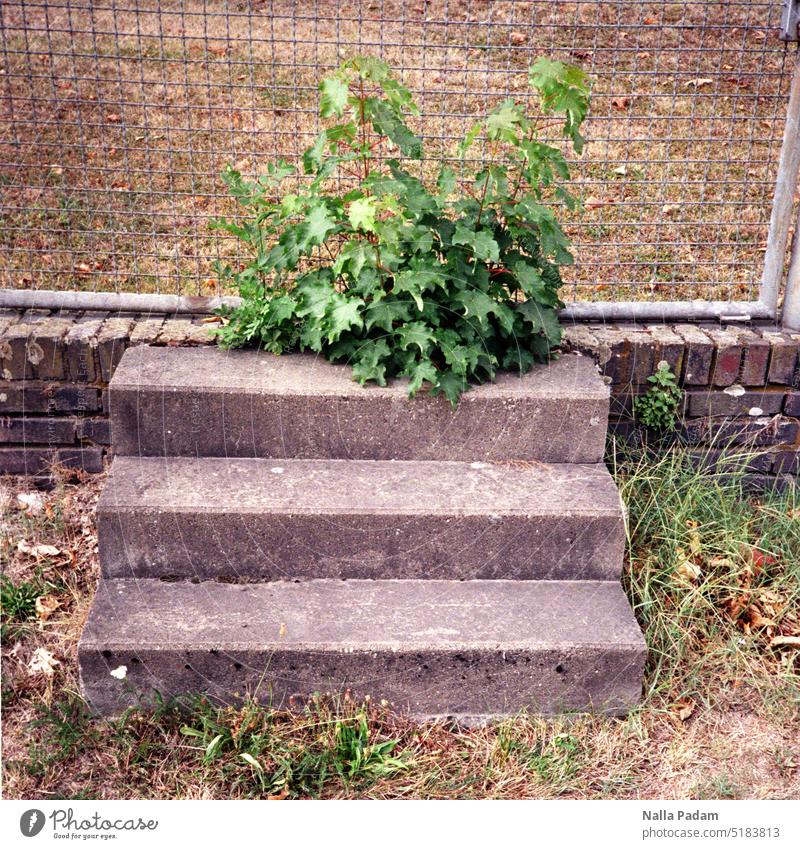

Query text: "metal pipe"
[0, 289, 242, 315]
[782, 204, 800, 330]
[0, 287, 774, 324]
[761, 50, 800, 316]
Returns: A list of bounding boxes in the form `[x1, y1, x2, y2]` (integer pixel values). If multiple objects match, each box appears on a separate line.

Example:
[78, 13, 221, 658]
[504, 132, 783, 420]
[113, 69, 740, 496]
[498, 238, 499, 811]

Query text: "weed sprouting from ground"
[1, 455, 798, 799]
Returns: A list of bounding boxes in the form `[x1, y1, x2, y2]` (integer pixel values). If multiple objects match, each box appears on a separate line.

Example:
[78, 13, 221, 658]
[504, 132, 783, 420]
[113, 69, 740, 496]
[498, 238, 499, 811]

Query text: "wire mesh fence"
[0, 0, 796, 306]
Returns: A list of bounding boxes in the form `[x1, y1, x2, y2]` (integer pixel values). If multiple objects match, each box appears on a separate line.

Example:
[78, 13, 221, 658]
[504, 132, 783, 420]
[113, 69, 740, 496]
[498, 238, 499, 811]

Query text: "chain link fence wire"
[0, 0, 794, 305]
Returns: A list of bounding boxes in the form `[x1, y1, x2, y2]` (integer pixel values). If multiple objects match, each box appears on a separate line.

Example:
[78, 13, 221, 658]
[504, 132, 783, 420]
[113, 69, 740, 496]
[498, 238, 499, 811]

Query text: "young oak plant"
[212, 55, 589, 404]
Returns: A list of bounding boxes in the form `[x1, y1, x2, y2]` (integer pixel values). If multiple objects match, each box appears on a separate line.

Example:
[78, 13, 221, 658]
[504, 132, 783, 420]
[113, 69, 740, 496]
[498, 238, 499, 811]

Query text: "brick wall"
[1, 309, 798, 486]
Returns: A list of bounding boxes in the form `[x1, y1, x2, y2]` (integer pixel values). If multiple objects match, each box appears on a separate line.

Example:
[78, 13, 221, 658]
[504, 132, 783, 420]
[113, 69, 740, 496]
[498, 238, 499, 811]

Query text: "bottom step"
[78, 578, 646, 719]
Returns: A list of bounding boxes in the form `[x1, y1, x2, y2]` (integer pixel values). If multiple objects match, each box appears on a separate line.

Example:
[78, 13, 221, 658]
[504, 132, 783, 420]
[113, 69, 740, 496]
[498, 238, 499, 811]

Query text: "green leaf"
[369, 99, 423, 159]
[303, 203, 337, 247]
[432, 370, 468, 407]
[320, 76, 350, 118]
[405, 358, 438, 396]
[347, 197, 378, 232]
[396, 321, 435, 355]
[351, 339, 391, 386]
[452, 223, 500, 263]
[326, 294, 364, 342]
[486, 99, 525, 142]
[365, 298, 412, 332]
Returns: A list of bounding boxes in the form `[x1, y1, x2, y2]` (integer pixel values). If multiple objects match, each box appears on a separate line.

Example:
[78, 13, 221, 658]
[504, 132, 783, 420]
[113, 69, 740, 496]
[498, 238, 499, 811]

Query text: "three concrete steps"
[79, 346, 646, 718]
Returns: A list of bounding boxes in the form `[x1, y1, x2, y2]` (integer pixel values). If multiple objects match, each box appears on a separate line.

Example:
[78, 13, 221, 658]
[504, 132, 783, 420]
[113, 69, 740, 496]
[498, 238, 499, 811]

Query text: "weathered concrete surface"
[79, 578, 646, 718]
[98, 456, 625, 580]
[109, 346, 608, 463]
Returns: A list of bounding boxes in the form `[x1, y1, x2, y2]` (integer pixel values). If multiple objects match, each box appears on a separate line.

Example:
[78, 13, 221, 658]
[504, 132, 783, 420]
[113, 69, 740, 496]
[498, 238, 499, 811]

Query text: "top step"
[110, 346, 608, 463]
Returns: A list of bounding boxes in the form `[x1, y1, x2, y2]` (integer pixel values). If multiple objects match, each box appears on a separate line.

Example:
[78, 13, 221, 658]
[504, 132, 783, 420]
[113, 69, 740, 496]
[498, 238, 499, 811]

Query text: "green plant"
[634, 360, 683, 430]
[1, 576, 40, 642]
[212, 55, 588, 403]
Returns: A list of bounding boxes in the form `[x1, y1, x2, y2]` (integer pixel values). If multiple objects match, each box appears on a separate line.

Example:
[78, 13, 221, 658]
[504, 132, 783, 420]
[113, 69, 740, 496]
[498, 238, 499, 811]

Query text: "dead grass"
[1, 445, 798, 800]
[0, 1, 790, 302]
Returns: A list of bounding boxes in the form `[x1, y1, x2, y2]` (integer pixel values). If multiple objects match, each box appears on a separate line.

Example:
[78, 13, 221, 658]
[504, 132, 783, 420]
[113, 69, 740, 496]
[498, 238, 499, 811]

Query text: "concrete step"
[110, 346, 608, 463]
[78, 578, 646, 718]
[98, 456, 625, 581]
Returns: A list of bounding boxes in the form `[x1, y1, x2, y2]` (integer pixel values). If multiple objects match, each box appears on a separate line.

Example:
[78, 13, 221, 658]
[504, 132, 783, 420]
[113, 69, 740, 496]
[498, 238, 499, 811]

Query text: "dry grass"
[0, 0, 791, 302]
[1, 446, 798, 800]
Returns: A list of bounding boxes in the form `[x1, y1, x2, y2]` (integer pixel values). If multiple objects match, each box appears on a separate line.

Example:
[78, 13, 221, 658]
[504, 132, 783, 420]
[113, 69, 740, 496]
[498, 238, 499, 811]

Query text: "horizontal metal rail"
[0, 287, 776, 323]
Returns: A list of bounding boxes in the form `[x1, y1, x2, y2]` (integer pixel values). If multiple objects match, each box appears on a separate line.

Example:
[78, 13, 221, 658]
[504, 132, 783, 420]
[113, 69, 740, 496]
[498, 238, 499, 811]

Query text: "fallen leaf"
[17, 540, 61, 558]
[35, 595, 60, 621]
[662, 204, 680, 215]
[584, 196, 605, 210]
[676, 700, 695, 721]
[612, 165, 628, 176]
[675, 548, 702, 583]
[28, 648, 59, 677]
[770, 635, 800, 648]
[685, 78, 713, 89]
[106, 113, 122, 123]
[16, 492, 44, 514]
[510, 31, 527, 45]
[611, 96, 630, 110]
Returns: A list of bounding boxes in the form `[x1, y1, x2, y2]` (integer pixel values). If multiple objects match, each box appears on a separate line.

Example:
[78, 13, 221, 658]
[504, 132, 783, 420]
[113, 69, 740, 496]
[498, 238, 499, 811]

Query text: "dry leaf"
[612, 165, 628, 176]
[16, 492, 44, 514]
[611, 96, 630, 111]
[17, 540, 61, 558]
[35, 595, 60, 621]
[510, 31, 527, 45]
[584, 196, 605, 210]
[685, 78, 713, 89]
[770, 636, 800, 648]
[676, 700, 695, 721]
[106, 113, 122, 123]
[675, 548, 702, 583]
[28, 648, 59, 677]
[279, 622, 287, 638]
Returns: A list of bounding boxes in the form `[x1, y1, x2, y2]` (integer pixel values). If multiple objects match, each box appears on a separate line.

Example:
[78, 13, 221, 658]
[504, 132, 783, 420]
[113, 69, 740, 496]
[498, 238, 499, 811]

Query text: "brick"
[589, 326, 646, 387]
[646, 324, 685, 378]
[562, 325, 599, 356]
[704, 326, 742, 387]
[1, 322, 37, 379]
[684, 417, 799, 447]
[97, 317, 134, 382]
[65, 317, 105, 383]
[0, 417, 76, 444]
[52, 384, 102, 412]
[686, 389, 784, 417]
[0, 447, 55, 476]
[156, 318, 193, 346]
[129, 317, 166, 346]
[28, 317, 73, 380]
[686, 449, 774, 474]
[761, 329, 798, 385]
[183, 321, 216, 345]
[674, 324, 714, 385]
[773, 451, 800, 475]
[56, 446, 105, 473]
[785, 392, 800, 416]
[0, 382, 52, 413]
[77, 417, 112, 445]
[735, 328, 771, 386]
